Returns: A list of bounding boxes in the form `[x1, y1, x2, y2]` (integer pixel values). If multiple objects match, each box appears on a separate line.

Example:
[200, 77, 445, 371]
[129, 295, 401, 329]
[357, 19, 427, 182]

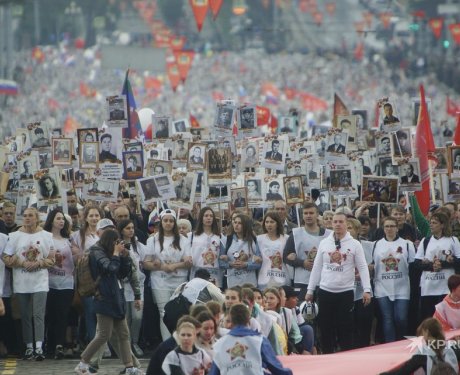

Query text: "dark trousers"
[353, 299, 374, 348]
[0, 297, 21, 354]
[420, 295, 445, 322]
[45, 289, 74, 349]
[318, 288, 354, 354]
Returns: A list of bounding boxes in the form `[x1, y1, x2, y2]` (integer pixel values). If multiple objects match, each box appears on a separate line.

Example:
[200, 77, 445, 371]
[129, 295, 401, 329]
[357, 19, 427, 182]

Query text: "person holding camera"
[74, 229, 142, 375]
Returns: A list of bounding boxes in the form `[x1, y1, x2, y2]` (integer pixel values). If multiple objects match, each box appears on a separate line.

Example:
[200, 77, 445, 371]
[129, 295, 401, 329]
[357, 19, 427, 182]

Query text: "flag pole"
[428, 159, 436, 204]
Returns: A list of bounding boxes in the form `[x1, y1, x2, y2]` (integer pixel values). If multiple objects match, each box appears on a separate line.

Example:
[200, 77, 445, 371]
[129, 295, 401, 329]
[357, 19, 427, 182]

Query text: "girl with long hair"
[117, 219, 146, 357]
[70, 205, 104, 344]
[143, 209, 192, 340]
[219, 213, 262, 288]
[257, 211, 288, 289]
[2, 208, 55, 361]
[190, 207, 224, 287]
[43, 209, 74, 359]
[380, 318, 458, 374]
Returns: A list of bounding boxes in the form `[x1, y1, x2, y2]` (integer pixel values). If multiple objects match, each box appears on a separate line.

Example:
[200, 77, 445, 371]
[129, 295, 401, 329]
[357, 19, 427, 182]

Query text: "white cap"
[96, 218, 115, 231]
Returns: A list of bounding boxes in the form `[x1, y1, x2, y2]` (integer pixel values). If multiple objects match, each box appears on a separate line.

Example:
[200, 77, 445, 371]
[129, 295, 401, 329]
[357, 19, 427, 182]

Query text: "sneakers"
[54, 345, 65, 360]
[131, 343, 144, 357]
[88, 365, 99, 374]
[23, 348, 34, 360]
[102, 344, 112, 358]
[35, 348, 45, 361]
[74, 363, 92, 375]
[125, 368, 144, 375]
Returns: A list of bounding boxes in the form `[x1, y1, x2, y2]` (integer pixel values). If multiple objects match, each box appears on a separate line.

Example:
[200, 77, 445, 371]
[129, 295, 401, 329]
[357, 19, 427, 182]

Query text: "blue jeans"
[377, 297, 409, 343]
[82, 296, 97, 343]
[299, 324, 314, 352]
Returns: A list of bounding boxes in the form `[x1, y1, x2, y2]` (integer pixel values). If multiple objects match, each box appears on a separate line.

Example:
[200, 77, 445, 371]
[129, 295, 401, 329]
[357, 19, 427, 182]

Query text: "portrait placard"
[283, 176, 304, 205]
[336, 115, 357, 143]
[380, 100, 401, 133]
[82, 178, 119, 202]
[99, 129, 122, 164]
[169, 172, 196, 210]
[434, 147, 448, 174]
[398, 159, 422, 192]
[106, 95, 128, 128]
[34, 168, 62, 202]
[79, 142, 99, 169]
[361, 176, 399, 204]
[213, 103, 235, 136]
[28, 122, 51, 149]
[207, 147, 232, 185]
[123, 151, 144, 180]
[153, 116, 171, 139]
[231, 187, 248, 211]
[351, 109, 368, 130]
[448, 145, 460, 177]
[172, 118, 189, 134]
[136, 176, 161, 204]
[52, 138, 72, 166]
[187, 143, 207, 170]
[390, 128, 412, 161]
[261, 137, 287, 170]
[18, 151, 39, 181]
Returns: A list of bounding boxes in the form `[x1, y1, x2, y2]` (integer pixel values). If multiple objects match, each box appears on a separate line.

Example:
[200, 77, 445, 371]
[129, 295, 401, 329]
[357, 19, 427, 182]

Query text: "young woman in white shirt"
[257, 212, 288, 289]
[70, 205, 104, 344]
[117, 219, 146, 357]
[414, 211, 460, 321]
[190, 207, 224, 287]
[2, 208, 55, 361]
[372, 217, 416, 343]
[43, 209, 74, 359]
[144, 209, 192, 341]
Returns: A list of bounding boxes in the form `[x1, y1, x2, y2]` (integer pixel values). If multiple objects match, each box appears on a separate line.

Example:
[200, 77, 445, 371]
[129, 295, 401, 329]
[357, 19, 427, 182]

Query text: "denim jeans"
[82, 296, 97, 342]
[376, 297, 409, 343]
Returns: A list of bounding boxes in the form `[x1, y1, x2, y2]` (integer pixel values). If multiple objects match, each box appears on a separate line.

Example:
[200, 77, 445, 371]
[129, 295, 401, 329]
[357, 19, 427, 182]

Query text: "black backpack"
[163, 284, 192, 334]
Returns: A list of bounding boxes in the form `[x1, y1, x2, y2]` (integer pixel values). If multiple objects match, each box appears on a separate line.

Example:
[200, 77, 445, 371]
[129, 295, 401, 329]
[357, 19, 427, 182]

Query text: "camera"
[124, 242, 131, 251]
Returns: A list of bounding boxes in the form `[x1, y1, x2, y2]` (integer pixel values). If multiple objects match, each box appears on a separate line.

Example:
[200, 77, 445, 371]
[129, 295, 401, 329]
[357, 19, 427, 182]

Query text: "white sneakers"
[74, 363, 91, 375]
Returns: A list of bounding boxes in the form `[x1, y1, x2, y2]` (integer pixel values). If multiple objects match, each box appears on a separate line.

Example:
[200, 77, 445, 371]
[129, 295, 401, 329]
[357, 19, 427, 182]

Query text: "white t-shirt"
[124, 241, 147, 301]
[70, 231, 99, 254]
[4, 230, 54, 293]
[146, 234, 191, 290]
[415, 236, 460, 296]
[190, 232, 224, 287]
[257, 234, 288, 287]
[48, 237, 74, 290]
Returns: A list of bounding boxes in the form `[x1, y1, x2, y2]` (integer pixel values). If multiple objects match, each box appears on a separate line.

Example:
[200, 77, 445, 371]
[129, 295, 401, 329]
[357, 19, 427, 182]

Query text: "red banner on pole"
[209, 0, 223, 20]
[449, 23, 460, 45]
[447, 96, 460, 117]
[428, 18, 443, 39]
[174, 51, 195, 83]
[380, 12, 392, 29]
[190, 0, 209, 32]
[169, 36, 186, 51]
[167, 62, 181, 92]
[325, 2, 336, 16]
[256, 106, 271, 126]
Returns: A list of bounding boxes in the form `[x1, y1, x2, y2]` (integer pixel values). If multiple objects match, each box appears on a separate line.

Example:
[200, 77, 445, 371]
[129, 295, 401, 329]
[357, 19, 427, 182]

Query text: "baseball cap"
[282, 285, 298, 299]
[96, 218, 115, 231]
[160, 208, 177, 220]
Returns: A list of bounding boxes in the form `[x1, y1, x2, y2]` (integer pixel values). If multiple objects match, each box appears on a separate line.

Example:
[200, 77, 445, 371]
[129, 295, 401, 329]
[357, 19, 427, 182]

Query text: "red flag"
[269, 114, 278, 133]
[325, 2, 336, 16]
[363, 11, 373, 28]
[354, 42, 364, 61]
[299, 92, 328, 111]
[447, 96, 460, 117]
[190, 0, 208, 32]
[454, 114, 460, 146]
[256, 106, 271, 126]
[169, 36, 186, 51]
[428, 18, 443, 39]
[166, 62, 181, 92]
[414, 85, 436, 215]
[412, 10, 425, 19]
[189, 114, 200, 128]
[31, 47, 45, 63]
[333, 93, 349, 117]
[449, 23, 460, 45]
[209, 0, 223, 20]
[63, 116, 79, 135]
[174, 51, 195, 82]
[380, 12, 392, 29]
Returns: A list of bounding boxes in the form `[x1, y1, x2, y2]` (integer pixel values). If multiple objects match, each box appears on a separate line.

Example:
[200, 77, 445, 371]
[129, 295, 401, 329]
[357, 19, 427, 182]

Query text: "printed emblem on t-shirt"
[269, 251, 283, 270]
[202, 248, 216, 266]
[329, 249, 343, 264]
[55, 250, 65, 268]
[22, 244, 40, 262]
[306, 247, 317, 261]
[227, 341, 248, 360]
[381, 253, 400, 272]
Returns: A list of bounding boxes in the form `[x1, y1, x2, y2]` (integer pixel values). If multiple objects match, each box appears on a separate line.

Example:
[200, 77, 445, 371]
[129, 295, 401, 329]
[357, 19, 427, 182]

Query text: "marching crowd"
[1, 187, 460, 374]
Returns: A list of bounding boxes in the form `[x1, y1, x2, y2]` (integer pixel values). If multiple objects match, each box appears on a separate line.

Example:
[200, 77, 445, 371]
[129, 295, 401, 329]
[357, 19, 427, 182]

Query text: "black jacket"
[89, 244, 132, 319]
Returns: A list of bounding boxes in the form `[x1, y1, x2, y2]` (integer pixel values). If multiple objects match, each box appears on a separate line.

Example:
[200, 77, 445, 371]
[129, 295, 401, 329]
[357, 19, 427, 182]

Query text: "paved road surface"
[0, 356, 150, 375]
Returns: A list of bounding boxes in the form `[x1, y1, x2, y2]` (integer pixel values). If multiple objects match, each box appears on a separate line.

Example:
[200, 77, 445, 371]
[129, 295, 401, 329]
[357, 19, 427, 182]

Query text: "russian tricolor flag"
[0, 80, 18, 96]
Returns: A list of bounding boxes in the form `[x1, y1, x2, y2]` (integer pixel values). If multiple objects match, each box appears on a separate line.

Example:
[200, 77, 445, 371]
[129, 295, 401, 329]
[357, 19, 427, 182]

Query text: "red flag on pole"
[333, 93, 349, 117]
[414, 84, 436, 215]
[256, 106, 271, 126]
[428, 18, 444, 39]
[174, 51, 195, 83]
[189, 114, 200, 128]
[447, 96, 460, 117]
[190, 0, 209, 32]
[453, 114, 460, 146]
[167, 62, 181, 92]
[209, 0, 223, 20]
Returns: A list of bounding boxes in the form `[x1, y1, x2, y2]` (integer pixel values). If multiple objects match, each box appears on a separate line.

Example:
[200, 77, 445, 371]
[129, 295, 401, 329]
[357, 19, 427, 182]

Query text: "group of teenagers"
[2, 190, 460, 374]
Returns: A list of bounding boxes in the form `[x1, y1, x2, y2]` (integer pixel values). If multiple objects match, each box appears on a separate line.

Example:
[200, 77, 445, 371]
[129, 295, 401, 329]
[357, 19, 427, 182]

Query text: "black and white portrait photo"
[30, 124, 51, 149]
[265, 139, 283, 161]
[123, 151, 143, 180]
[246, 179, 262, 200]
[52, 138, 72, 165]
[188, 143, 206, 169]
[391, 129, 412, 158]
[173, 119, 188, 133]
[284, 176, 304, 204]
[154, 116, 170, 139]
[399, 161, 421, 186]
[107, 95, 127, 127]
[36, 172, 61, 200]
[80, 142, 99, 167]
[279, 116, 294, 134]
[215, 104, 234, 130]
[231, 187, 248, 209]
[99, 133, 120, 163]
[239, 107, 255, 129]
[326, 133, 347, 154]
